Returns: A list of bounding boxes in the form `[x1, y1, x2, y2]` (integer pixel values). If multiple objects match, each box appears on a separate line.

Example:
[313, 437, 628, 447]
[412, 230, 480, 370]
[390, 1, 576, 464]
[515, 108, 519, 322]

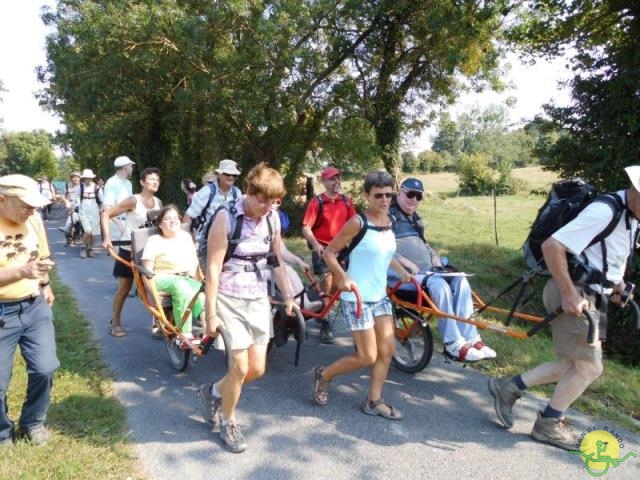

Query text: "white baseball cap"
[625, 165, 640, 192]
[114, 156, 136, 168]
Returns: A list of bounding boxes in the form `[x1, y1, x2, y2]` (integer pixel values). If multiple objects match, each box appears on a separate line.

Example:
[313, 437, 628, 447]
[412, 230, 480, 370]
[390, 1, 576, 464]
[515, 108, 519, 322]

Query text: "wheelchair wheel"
[391, 308, 433, 373]
[164, 335, 191, 372]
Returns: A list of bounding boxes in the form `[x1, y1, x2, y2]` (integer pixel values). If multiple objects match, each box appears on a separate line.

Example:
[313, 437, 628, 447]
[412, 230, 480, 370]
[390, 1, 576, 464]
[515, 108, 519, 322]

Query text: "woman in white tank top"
[100, 167, 162, 338]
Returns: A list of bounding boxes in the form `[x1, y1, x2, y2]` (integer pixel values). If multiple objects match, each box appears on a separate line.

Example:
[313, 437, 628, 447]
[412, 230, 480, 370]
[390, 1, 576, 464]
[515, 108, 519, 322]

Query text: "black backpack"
[79, 182, 102, 207]
[192, 182, 241, 233]
[310, 193, 353, 230]
[522, 177, 625, 274]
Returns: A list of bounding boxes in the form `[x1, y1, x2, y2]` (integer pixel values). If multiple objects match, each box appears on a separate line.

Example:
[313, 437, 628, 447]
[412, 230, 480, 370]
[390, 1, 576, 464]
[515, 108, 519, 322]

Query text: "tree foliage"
[39, 1, 515, 203]
[0, 130, 56, 177]
[510, 1, 640, 192]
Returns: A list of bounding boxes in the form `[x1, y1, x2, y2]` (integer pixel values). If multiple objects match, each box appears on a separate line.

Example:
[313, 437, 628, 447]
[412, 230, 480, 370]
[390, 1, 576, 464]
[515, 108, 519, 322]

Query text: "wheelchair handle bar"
[527, 306, 597, 344]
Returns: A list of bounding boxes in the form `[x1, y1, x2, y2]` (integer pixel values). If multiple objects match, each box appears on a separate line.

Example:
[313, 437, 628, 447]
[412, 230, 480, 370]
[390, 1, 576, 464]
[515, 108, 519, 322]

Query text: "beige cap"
[80, 168, 96, 179]
[215, 159, 241, 175]
[114, 156, 135, 168]
[0, 174, 51, 207]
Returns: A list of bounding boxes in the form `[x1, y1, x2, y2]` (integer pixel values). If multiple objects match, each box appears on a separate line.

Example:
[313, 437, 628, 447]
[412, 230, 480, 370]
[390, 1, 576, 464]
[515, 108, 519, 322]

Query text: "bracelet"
[40, 281, 50, 287]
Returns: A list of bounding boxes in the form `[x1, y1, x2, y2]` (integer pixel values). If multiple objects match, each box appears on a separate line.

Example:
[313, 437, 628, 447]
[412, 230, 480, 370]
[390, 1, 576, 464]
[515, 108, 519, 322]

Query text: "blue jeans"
[0, 295, 59, 440]
[397, 274, 478, 345]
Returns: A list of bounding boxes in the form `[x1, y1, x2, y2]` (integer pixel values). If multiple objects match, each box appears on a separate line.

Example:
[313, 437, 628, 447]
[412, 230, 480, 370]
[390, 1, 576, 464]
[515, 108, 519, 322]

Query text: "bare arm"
[281, 242, 310, 270]
[323, 215, 362, 292]
[541, 237, 588, 316]
[272, 230, 295, 315]
[204, 214, 228, 337]
[301, 224, 323, 256]
[100, 196, 136, 249]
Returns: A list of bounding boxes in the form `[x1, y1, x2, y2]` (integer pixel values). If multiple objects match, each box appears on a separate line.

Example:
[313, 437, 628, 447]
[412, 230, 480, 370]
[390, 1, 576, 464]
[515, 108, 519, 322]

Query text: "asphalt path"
[45, 211, 640, 480]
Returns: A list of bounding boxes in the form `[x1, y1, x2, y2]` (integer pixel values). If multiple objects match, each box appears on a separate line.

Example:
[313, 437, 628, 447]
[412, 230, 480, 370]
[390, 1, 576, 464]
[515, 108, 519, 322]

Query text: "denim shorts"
[340, 297, 392, 331]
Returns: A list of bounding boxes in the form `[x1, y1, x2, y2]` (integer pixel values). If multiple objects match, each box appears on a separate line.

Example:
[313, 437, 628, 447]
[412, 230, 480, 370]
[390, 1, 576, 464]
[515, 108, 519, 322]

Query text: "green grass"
[293, 166, 640, 433]
[1, 272, 142, 480]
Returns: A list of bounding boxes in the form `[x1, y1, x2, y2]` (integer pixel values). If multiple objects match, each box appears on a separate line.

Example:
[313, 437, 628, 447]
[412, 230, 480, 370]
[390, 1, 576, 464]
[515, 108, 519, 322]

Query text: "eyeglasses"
[404, 190, 423, 201]
[222, 173, 239, 178]
[373, 192, 393, 199]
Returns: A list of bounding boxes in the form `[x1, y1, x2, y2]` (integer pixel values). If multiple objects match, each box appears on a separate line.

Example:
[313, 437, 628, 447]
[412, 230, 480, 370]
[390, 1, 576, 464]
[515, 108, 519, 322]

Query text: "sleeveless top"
[341, 216, 396, 303]
[218, 196, 280, 299]
[120, 194, 161, 251]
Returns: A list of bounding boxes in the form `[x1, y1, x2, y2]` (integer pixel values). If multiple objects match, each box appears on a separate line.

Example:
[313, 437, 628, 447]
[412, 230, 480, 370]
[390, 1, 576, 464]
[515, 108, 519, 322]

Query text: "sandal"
[108, 323, 127, 338]
[363, 398, 403, 420]
[313, 366, 330, 406]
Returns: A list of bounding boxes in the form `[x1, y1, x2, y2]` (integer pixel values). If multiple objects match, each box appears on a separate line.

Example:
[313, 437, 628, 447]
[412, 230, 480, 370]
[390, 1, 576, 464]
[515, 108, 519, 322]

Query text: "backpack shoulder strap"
[588, 193, 625, 247]
[225, 203, 243, 262]
[310, 194, 324, 231]
[231, 186, 240, 200]
[196, 183, 217, 227]
[337, 213, 366, 263]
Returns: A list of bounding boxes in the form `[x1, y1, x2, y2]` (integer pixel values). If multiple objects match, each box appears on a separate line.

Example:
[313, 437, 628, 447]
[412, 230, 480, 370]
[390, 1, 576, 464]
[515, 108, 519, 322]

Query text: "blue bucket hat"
[400, 177, 424, 192]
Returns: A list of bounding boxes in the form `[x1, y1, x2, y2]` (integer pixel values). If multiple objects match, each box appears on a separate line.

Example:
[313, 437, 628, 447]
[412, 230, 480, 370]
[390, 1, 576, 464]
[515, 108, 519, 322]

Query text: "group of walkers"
[1, 160, 639, 460]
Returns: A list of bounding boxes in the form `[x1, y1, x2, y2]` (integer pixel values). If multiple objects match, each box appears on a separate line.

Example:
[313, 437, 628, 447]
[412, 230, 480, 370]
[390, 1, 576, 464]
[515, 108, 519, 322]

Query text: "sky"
[0, 1, 573, 152]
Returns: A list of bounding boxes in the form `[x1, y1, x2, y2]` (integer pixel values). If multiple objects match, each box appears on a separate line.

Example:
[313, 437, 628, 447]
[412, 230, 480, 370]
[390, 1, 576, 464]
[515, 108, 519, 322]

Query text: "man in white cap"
[73, 169, 102, 258]
[103, 156, 135, 243]
[182, 159, 242, 264]
[61, 171, 82, 246]
[488, 166, 640, 451]
[0, 174, 58, 447]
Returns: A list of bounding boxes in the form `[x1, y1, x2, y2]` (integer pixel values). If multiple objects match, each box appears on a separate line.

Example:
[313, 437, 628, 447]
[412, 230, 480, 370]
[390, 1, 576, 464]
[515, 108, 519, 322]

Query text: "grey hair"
[363, 170, 394, 193]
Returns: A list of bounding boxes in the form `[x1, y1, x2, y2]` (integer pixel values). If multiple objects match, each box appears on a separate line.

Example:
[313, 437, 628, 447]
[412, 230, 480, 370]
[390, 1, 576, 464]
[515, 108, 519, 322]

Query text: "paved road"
[46, 213, 640, 480]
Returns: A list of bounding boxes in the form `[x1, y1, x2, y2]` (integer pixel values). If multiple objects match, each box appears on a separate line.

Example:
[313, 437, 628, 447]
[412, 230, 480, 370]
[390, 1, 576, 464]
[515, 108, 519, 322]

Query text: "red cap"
[321, 166, 341, 180]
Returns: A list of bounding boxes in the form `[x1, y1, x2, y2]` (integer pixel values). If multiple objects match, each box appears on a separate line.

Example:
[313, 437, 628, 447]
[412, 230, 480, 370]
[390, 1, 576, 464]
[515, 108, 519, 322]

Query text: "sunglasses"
[405, 190, 423, 201]
[373, 192, 393, 199]
[222, 173, 239, 178]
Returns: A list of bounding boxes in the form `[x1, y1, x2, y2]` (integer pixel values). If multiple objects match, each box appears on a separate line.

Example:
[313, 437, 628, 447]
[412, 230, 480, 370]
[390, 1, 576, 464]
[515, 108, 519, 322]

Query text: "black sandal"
[362, 398, 403, 420]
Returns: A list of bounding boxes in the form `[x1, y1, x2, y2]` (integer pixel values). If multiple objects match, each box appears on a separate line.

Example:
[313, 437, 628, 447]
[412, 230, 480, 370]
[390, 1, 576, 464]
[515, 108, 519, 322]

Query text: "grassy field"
[1, 273, 141, 480]
[296, 166, 640, 432]
[403, 168, 640, 432]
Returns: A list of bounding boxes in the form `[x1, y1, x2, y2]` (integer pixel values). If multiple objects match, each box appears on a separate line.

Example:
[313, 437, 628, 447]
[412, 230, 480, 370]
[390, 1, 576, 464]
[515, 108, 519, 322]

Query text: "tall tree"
[509, 0, 640, 191]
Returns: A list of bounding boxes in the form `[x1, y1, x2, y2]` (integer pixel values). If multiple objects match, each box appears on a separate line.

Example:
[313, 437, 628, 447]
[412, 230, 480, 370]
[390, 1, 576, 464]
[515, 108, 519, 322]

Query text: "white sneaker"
[444, 340, 484, 362]
[470, 336, 497, 359]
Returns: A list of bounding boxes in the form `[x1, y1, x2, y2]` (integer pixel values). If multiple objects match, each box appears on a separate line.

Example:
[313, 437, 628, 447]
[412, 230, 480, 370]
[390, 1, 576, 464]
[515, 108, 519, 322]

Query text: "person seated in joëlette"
[141, 205, 204, 341]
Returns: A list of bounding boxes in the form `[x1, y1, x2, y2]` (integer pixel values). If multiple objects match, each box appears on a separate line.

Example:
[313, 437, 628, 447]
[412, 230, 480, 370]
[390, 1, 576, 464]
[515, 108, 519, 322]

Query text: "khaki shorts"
[215, 293, 272, 351]
[542, 279, 602, 363]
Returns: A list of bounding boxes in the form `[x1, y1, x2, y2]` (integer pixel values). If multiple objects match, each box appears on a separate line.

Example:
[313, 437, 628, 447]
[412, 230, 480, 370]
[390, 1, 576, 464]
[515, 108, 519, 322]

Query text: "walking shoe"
[488, 377, 524, 428]
[22, 425, 51, 446]
[87, 248, 95, 258]
[79, 248, 87, 259]
[313, 366, 331, 405]
[198, 383, 222, 427]
[319, 323, 334, 344]
[220, 420, 248, 453]
[530, 412, 579, 451]
[444, 340, 483, 362]
[471, 337, 497, 359]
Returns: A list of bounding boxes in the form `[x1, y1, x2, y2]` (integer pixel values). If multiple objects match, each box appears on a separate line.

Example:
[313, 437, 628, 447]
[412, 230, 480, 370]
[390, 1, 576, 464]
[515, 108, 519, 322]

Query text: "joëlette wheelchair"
[387, 271, 546, 373]
[107, 220, 231, 372]
[268, 267, 362, 366]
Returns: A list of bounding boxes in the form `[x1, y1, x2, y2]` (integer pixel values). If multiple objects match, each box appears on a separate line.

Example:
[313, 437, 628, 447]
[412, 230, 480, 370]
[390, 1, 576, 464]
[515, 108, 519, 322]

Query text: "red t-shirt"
[302, 193, 356, 245]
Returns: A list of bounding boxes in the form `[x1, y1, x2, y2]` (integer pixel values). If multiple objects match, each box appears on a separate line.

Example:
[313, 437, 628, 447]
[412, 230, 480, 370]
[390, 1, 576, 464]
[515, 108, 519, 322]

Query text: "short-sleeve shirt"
[302, 193, 356, 245]
[552, 189, 638, 286]
[0, 214, 50, 300]
[141, 230, 198, 276]
[103, 175, 133, 208]
[186, 181, 242, 241]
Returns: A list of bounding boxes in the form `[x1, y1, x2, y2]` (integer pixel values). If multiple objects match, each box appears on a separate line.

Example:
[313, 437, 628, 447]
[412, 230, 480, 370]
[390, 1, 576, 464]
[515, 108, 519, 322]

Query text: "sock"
[512, 375, 528, 391]
[209, 383, 221, 398]
[542, 404, 564, 419]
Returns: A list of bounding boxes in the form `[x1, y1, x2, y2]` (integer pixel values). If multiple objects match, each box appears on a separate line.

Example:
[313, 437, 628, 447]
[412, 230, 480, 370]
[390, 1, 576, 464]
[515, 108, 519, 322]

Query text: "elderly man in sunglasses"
[389, 178, 496, 362]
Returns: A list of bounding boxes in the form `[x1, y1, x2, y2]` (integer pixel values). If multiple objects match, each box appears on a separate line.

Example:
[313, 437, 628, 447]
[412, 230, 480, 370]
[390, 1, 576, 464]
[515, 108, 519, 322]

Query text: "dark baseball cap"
[400, 177, 424, 192]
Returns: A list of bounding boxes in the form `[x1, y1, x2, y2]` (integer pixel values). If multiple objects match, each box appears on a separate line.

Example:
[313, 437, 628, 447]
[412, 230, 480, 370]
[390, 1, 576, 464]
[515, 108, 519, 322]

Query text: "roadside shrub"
[457, 153, 497, 195]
